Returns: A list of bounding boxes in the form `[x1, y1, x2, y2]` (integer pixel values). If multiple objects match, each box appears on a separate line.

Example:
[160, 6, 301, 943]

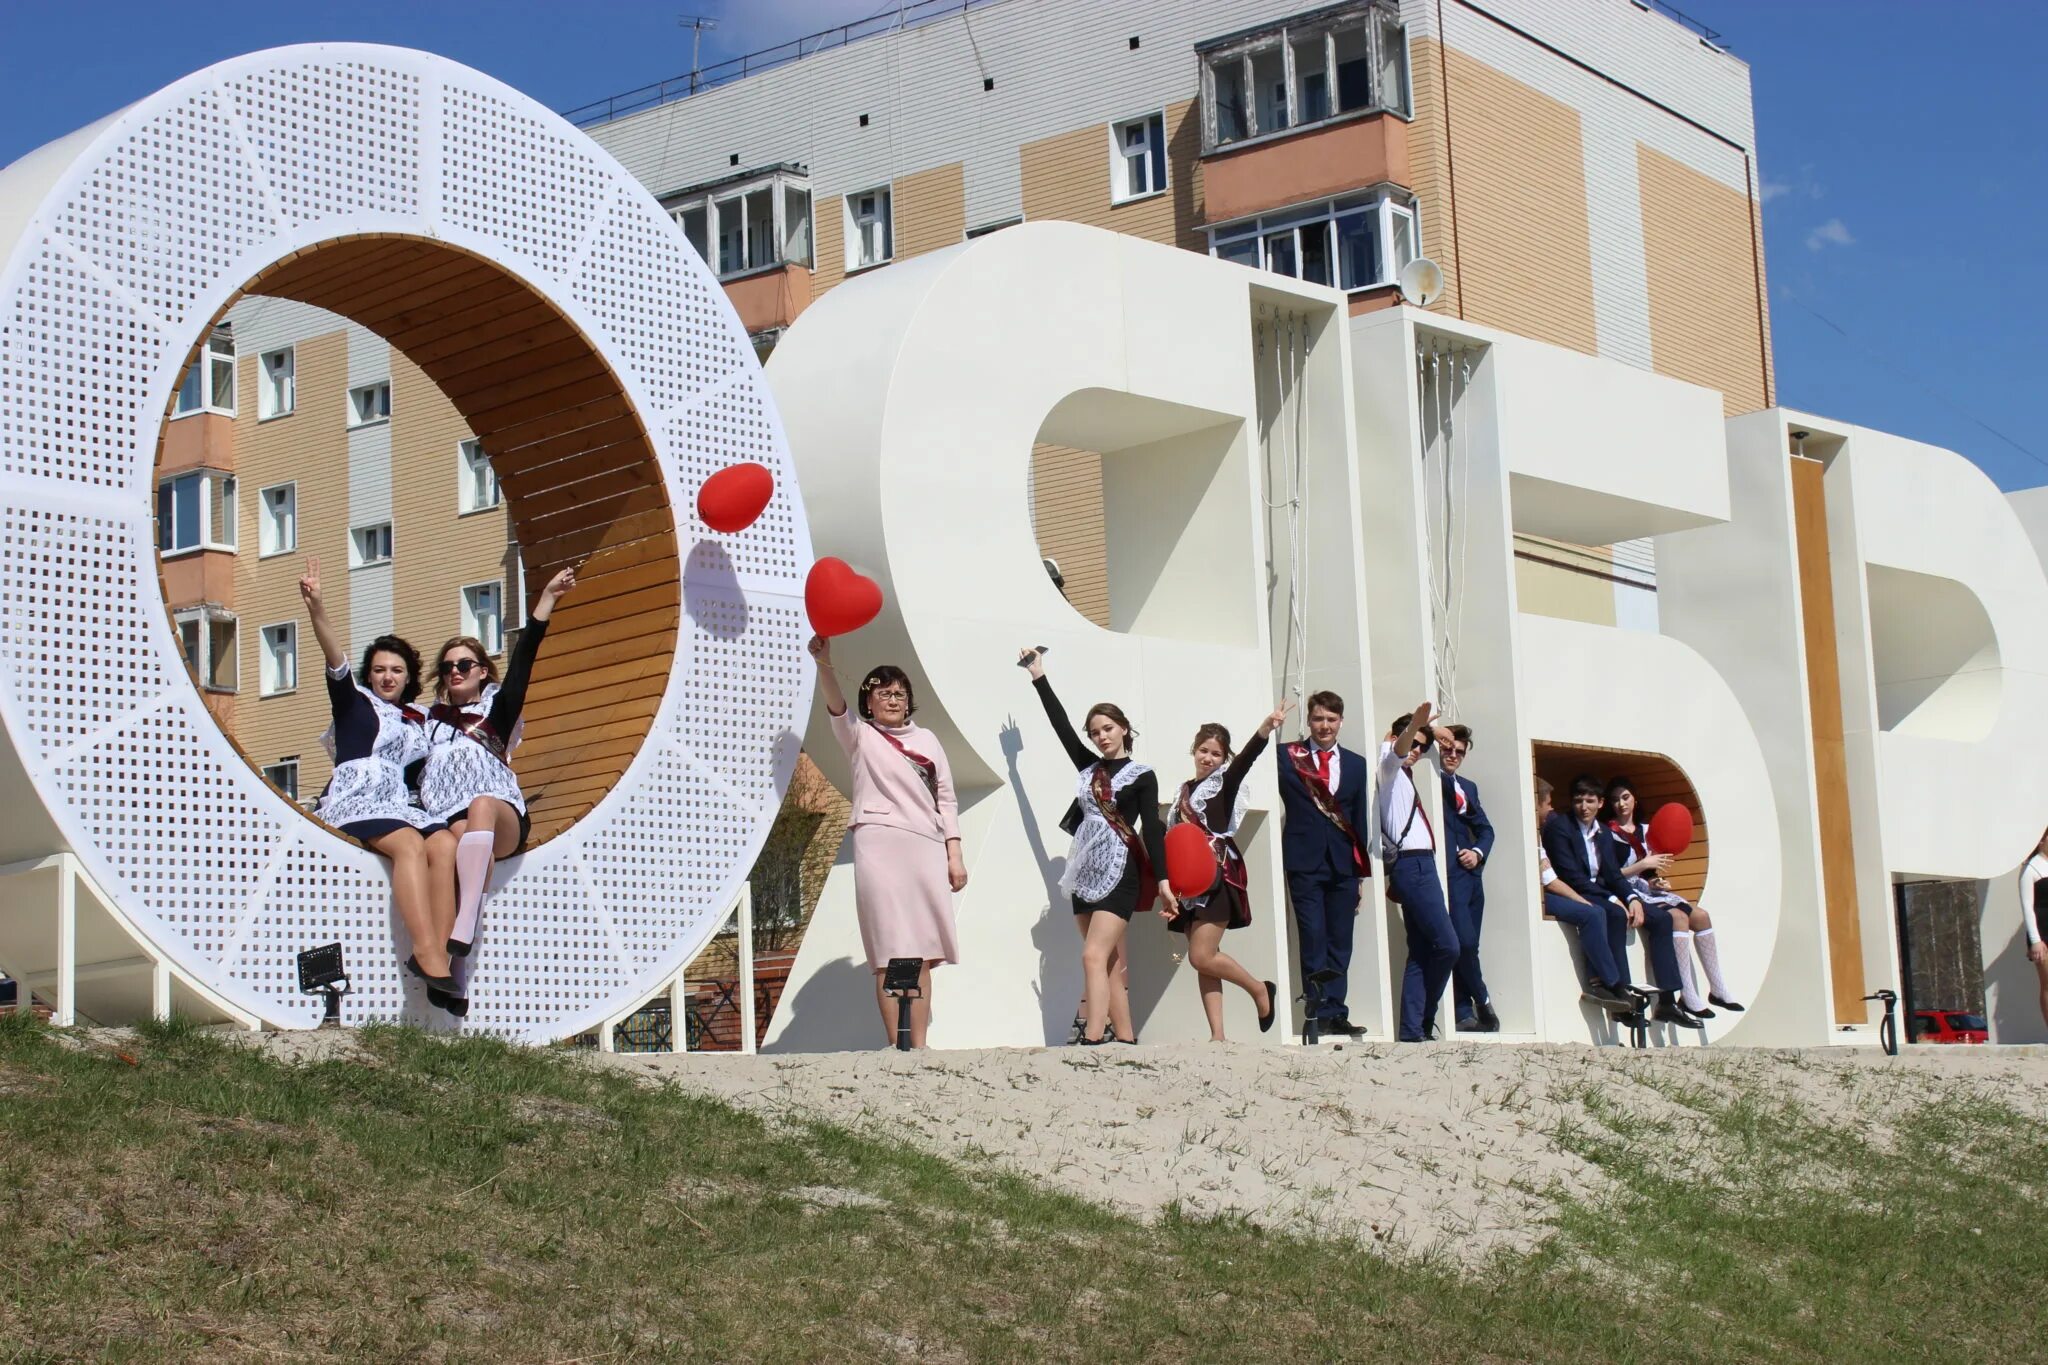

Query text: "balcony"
[661, 164, 816, 339]
[1203, 112, 1410, 226]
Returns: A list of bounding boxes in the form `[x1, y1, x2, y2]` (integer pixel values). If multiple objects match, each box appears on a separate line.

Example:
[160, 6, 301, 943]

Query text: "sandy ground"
[593, 1041, 2048, 1264]
[233, 1029, 2048, 1264]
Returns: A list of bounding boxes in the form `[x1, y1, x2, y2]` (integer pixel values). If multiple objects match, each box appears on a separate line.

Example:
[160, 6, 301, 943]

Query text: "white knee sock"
[1672, 931, 1706, 1012]
[449, 830, 495, 955]
[1694, 928, 1731, 999]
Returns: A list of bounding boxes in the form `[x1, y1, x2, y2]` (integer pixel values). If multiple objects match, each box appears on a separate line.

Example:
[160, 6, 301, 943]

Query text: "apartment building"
[578, 0, 1770, 627]
[157, 300, 523, 808]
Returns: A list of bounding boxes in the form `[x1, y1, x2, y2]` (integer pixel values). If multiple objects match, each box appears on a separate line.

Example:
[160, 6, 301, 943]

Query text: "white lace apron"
[315, 681, 436, 831]
[1057, 761, 1151, 903]
[417, 683, 528, 821]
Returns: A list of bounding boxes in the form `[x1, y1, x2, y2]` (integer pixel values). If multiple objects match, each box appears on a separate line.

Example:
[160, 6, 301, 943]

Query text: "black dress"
[1167, 732, 1268, 932]
[1033, 675, 1167, 921]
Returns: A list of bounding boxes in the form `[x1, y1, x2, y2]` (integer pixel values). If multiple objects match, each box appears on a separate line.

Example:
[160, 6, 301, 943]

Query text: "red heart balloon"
[696, 461, 774, 533]
[1164, 822, 1219, 899]
[1647, 802, 1694, 858]
[805, 557, 883, 637]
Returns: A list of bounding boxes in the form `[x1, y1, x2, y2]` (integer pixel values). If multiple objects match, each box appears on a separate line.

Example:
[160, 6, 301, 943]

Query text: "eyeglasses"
[438, 658, 484, 678]
[868, 688, 909, 702]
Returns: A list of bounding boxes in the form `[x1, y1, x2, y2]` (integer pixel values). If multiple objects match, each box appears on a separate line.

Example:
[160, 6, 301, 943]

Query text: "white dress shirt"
[1376, 740, 1435, 852]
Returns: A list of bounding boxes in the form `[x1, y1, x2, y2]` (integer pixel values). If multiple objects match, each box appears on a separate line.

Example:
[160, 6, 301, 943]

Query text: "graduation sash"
[1091, 762, 1157, 914]
[1287, 743, 1369, 874]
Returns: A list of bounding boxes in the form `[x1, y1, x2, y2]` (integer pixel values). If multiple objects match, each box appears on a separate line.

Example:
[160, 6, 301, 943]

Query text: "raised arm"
[297, 557, 347, 672]
[1207, 702, 1287, 834]
[808, 634, 849, 717]
[1023, 649, 1094, 770]
[487, 566, 571, 735]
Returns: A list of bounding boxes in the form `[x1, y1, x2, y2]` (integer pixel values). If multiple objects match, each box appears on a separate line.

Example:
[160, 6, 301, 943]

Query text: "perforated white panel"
[0, 45, 813, 1041]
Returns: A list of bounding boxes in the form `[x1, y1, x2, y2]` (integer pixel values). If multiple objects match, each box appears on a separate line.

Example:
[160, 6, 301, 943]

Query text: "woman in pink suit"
[809, 635, 969, 1048]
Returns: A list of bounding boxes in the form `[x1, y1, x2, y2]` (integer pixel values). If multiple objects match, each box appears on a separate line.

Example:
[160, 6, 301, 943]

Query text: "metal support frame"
[595, 881, 758, 1055]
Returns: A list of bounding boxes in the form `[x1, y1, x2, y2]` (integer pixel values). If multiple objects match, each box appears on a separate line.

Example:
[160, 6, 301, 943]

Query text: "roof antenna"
[679, 15, 718, 94]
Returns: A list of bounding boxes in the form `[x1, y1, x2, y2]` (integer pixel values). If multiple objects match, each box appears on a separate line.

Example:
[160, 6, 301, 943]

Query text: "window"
[260, 622, 298, 696]
[172, 330, 236, 417]
[156, 471, 236, 555]
[172, 608, 239, 693]
[664, 168, 814, 279]
[1111, 112, 1168, 203]
[350, 522, 394, 568]
[262, 758, 300, 802]
[462, 582, 504, 657]
[348, 380, 391, 427]
[458, 438, 501, 514]
[259, 483, 296, 556]
[1200, 4, 1411, 150]
[1208, 192, 1420, 293]
[846, 186, 893, 270]
[258, 347, 295, 419]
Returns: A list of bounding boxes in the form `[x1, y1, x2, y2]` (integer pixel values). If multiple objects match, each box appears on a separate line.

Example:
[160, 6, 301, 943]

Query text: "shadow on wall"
[1979, 876, 2047, 1044]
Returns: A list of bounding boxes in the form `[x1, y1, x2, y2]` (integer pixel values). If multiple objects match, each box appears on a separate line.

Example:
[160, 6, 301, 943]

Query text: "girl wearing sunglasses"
[297, 558, 464, 1014]
[417, 564, 579, 988]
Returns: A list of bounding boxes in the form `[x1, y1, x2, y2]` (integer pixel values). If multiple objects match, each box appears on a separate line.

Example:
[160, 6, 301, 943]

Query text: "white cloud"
[1760, 179, 1791, 203]
[1805, 218, 1855, 251]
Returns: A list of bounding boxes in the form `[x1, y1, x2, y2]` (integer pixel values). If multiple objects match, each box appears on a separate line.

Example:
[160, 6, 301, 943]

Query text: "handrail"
[563, 0, 1006, 129]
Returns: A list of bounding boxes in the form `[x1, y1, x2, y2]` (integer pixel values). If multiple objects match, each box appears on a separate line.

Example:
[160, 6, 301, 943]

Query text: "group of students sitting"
[1536, 773, 1743, 1031]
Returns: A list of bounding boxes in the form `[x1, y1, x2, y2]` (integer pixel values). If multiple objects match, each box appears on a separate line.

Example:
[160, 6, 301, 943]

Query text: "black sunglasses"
[438, 657, 484, 678]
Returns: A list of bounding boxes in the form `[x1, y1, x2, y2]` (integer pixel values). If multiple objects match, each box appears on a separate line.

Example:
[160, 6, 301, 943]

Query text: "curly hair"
[357, 635, 423, 705]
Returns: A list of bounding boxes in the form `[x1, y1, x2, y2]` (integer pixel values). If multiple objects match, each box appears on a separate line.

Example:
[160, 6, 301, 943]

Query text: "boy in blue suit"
[1275, 691, 1374, 1037]
[1441, 725, 1497, 1032]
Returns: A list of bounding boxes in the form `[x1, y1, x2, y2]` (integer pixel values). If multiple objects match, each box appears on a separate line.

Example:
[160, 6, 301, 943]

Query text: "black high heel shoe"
[405, 955, 468, 1018]
[1258, 981, 1279, 1033]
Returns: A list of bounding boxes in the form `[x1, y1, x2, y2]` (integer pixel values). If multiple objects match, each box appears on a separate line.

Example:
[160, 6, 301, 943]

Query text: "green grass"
[0, 1013, 2043, 1362]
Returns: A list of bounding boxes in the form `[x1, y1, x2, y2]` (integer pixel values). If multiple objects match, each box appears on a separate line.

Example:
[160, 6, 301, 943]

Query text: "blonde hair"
[433, 635, 500, 703]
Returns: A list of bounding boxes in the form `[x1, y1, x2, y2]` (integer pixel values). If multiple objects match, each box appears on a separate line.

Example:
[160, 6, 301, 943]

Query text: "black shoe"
[1582, 980, 1632, 1012]
[1078, 1032, 1110, 1047]
[425, 984, 469, 1018]
[1709, 994, 1746, 1012]
[1689, 1002, 1717, 1020]
[1652, 995, 1706, 1030]
[1455, 1014, 1480, 1032]
[1475, 1001, 1501, 1033]
[404, 954, 455, 991]
[1258, 981, 1279, 1034]
[446, 937, 473, 959]
[1325, 1018, 1365, 1039]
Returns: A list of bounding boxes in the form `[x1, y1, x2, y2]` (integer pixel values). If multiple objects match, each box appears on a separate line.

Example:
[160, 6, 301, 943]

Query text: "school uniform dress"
[829, 706, 962, 970]
[1443, 770, 1495, 1023]
[418, 616, 548, 854]
[1607, 821, 1690, 911]
[1275, 737, 1373, 1028]
[1379, 741, 1458, 1041]
[1539, 810, 1684, 993]
[314, 665, 439, 844]
[1165, 733, 1269, 932]
[1034, 676, 1167, 920]
[2020, 853, 2048, 952]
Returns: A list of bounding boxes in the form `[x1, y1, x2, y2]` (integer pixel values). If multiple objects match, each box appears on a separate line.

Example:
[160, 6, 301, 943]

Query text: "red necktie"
[1315, 749, 1331, 786]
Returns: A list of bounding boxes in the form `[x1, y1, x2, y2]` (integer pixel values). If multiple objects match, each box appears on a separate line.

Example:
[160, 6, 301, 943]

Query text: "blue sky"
[2, 0, 2042, 488]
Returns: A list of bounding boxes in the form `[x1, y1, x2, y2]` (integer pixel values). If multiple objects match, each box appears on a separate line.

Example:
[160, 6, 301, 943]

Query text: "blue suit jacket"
[1443, 772, 1494, 881]
[1275, 740, 1373, 881]
[1540, 810, 1636, 907]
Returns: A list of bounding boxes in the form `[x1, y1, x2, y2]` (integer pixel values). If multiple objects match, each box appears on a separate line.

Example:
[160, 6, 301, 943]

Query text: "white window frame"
[1109, 111, 1169, 205]
[173, 606, 239, 694]
[457, 437, 502, 515]
[258, 482, 297, 558]
[258, 346, 295, 420]
[844, 185, 894, 272]
[1199, 3, 1411, 152]
[1206, 192, 1420, 294]
[663, 168, 814, 281]
[347, 380, 391, 428]
[259, 621, 298, 697]
[172, 330, 237, 419]
[157, 470, 237, 557]
[261, 757, 300, 803]
[462, 581, 505, 657]
[349, 522, 394, 569]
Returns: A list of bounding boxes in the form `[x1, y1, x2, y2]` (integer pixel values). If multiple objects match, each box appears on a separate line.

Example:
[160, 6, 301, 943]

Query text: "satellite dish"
[1398, 257, 1445, 309]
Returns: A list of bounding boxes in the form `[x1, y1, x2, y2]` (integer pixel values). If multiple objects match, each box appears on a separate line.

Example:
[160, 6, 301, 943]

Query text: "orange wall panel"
[1639, 143, 1770, 416]
[1201, 113, 1410, 225]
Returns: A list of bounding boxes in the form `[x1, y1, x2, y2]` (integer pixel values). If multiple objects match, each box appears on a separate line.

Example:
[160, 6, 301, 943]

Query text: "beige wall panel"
[1030, 443, 1109, 629]
[1639, 144, 1768, 416]
[1750, 191, 1776, 407]
[389, 350, 517, 678]
[1019, 99, 1205, 251]
[893, 161, 965, 260]
[1404, 35, 1463, 318]
[1513, 544, 1618, 627]
[232, 329, 350, 798]
[1440, 46, 1598, 356]
[811, 195, 846, 298]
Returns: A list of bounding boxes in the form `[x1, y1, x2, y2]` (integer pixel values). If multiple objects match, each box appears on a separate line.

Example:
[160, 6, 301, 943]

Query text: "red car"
[1911, 1010, 1989, 1044]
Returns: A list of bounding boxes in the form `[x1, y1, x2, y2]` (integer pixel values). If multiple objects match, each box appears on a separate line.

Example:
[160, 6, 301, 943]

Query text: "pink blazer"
[829, 708, 961, 844]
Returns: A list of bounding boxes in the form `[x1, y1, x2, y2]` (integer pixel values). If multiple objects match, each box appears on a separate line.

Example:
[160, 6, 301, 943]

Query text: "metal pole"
[55, 854, 76, 1027]
[738, 882, 757, 1055]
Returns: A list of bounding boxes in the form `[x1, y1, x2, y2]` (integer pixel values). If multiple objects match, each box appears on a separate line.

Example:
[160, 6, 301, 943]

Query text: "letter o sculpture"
[0, 46, 812, 1040]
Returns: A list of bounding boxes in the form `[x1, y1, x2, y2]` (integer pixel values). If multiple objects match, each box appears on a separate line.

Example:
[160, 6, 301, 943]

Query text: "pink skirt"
[850, 823, 960, 970]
